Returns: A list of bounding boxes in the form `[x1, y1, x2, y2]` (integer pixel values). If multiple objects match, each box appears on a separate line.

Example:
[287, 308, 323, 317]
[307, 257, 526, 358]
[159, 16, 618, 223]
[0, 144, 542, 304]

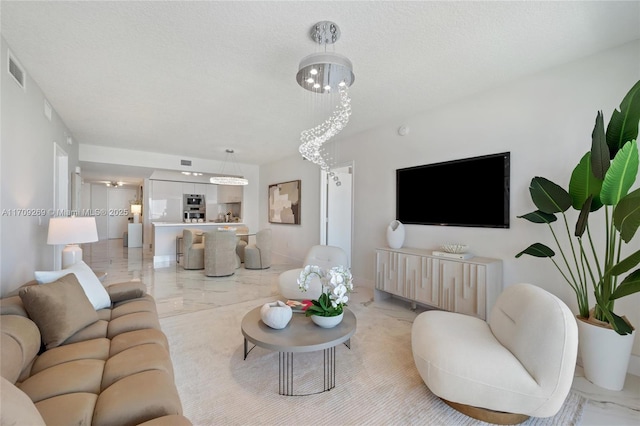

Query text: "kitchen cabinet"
[217, 185, 243, 203]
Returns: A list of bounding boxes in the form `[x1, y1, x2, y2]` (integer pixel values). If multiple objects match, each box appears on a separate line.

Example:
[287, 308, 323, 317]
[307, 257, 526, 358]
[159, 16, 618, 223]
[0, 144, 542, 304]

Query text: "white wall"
[261, 40, 640, 367]
[259, 155, 323, 264]
[0, 37, 79, 295]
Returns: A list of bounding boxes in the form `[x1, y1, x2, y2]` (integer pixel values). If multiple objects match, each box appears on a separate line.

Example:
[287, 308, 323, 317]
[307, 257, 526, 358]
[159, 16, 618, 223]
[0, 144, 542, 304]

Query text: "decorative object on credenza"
[47, 216, 99, 269]
[268, 180, 301, 224]
[442, 243, 468, 254]
[386, 220, 405, 249]
[260, 301, 292, 330]
[296, 21, 354, 186]
[298, 264, 353, 328]
[515, 79, 640, 391]
[209, 149, 248, 186]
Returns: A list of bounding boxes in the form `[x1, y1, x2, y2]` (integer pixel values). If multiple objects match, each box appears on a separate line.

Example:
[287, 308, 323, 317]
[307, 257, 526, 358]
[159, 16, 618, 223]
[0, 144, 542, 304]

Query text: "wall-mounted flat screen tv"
[396, 152, 510, 228]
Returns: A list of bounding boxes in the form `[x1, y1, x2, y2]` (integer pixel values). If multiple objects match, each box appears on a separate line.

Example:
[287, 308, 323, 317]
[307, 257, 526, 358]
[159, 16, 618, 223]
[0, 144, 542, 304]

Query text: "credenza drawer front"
[374, 248, 501, 320]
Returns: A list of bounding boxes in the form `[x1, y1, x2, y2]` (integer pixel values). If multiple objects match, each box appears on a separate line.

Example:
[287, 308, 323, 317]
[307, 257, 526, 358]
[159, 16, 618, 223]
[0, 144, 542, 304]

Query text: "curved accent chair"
[244, 229, 272, 270]
[411, 283, 578, 424]
[182, 229, 204, 270]
[204, 230, 237, 277]
[278, 245, 348, 300]
[235, 226, 250, 264]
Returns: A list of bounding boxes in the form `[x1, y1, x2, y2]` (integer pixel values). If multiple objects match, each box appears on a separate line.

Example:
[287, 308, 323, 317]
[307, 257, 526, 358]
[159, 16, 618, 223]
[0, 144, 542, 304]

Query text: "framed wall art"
[268, 180, 301, 224]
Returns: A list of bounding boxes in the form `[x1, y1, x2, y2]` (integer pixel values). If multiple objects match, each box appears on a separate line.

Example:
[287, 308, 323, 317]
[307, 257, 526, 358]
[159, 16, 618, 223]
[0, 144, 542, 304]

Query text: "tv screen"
[396, 152, 510, 228]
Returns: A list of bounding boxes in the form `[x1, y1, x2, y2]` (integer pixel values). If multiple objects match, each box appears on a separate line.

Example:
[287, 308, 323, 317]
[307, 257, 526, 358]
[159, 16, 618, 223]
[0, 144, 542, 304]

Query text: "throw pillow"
[34, 261, 111, 310]
[19, 273, 98, 349]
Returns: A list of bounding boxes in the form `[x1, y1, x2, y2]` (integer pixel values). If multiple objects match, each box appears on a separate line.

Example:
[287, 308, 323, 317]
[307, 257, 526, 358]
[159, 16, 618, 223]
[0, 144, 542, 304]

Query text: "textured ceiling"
[2, 1, 639, 183]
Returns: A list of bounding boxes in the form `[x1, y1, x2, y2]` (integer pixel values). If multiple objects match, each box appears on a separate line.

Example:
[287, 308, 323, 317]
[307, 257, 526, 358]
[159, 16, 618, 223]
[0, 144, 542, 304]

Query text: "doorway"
[320, 162, 353, 267]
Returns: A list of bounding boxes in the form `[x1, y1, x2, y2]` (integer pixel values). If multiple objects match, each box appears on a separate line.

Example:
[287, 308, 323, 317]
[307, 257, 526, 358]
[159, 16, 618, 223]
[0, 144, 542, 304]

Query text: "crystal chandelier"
[297, 21, 354, 185]
[209, 149, 248, 186]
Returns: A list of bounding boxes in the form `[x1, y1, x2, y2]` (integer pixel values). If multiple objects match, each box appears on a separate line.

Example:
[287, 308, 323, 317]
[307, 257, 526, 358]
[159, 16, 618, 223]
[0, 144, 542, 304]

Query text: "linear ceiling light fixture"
[209, 149, 248, 186]
[297, 21, 354, 186]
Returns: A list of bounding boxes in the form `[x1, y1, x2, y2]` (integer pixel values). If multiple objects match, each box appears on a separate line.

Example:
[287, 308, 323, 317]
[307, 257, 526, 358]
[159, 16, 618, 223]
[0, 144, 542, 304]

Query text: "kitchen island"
[152, 221, 246, 266]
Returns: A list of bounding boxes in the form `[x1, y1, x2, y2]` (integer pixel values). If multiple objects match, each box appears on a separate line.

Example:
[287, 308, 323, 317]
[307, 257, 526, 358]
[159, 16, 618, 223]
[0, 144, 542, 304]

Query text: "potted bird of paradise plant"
[516, 79, 640, 390]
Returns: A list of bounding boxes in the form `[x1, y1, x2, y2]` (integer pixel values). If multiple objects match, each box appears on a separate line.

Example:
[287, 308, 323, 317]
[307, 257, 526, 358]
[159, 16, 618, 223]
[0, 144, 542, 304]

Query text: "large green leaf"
[591, 111, 610, 180]
[610, 269, 640, 300]
[529, 177, 572, 214]
[569, 153, 604, 211]
[593, 292, 635, 335]
[517, 210, 557, 224]
[600, 140, 639, 206]
[515, 243, 555, 258]
[610, 249, 640, 276]
[614, 187, 640, 243]
[608, 311, 635, 335]
[606, 79, 640, 157]
[574, 196, 592, 237]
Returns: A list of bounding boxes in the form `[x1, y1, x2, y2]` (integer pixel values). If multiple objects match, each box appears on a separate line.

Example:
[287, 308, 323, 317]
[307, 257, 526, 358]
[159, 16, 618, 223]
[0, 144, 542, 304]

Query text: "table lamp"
[47, 216, 99, 268]
[131, 204, 142, 223]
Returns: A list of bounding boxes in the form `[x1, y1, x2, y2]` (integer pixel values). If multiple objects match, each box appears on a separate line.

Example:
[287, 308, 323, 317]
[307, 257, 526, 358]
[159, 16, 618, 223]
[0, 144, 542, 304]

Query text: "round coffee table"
[241, 306, 356, 396]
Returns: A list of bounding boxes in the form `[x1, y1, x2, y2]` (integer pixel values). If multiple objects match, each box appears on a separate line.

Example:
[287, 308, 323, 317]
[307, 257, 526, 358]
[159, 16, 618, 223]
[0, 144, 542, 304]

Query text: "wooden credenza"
[375, 247, 502, 320]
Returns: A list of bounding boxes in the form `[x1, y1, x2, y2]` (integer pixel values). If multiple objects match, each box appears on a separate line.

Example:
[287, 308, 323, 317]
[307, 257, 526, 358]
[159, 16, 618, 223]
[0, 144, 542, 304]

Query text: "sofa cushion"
[19, 358, 105, 403]
[94, 370, 183, 426]
[31, 338, 110, 375]
[64, 319, 109, 344]
[106, 280, 147, 303]
[110, 328, 169, 357]
[0, 295, 29, 317]
[34, 260, 111, 310]
[19, 274, 99, 349]
[102, 343, 174, 389]
[0, 315, 41, 383]
[138, 414, 193, 426]
[0, 376, 46, 426]
[35, 392, 97, 426]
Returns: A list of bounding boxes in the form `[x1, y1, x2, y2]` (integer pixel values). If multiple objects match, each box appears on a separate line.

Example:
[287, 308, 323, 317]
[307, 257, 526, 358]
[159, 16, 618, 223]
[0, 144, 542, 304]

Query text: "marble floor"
[84, 239, 639, 425]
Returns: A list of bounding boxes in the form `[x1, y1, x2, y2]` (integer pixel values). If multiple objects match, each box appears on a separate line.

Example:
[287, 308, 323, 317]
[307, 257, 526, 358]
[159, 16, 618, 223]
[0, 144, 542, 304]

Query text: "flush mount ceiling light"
[106, 181, 123, 187]
[297, 21, 354, 186]
[209, 149, 248, 186]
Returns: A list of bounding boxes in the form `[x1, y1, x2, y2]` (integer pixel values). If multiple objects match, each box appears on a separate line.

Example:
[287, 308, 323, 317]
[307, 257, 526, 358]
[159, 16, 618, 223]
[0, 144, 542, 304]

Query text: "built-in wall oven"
[183, 194, 206, 222]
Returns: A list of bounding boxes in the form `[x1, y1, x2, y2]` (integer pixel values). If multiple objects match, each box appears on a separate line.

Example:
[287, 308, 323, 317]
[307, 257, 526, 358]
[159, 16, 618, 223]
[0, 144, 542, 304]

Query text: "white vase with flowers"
[297, 265, 354, 328]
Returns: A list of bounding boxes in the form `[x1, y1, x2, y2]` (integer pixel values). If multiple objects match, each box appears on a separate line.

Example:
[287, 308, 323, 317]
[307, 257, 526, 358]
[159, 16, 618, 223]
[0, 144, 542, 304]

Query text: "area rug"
[160, 295, 586, 425]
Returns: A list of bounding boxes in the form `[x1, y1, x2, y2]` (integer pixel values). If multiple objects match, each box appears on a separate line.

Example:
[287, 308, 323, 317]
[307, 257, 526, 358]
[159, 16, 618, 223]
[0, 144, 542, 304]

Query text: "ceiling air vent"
[8, 51, 25, 90]
[181, 160, 192, 166]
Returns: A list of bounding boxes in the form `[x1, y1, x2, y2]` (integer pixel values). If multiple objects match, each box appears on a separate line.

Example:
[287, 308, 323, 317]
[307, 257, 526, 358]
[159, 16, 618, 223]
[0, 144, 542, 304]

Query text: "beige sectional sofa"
[0, 275, 191, 426]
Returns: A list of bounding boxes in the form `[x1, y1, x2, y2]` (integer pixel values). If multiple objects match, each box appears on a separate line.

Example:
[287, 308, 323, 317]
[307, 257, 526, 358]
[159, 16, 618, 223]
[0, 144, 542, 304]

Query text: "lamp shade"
[130, 204, 142, 215]
[47, 217, 98, 245]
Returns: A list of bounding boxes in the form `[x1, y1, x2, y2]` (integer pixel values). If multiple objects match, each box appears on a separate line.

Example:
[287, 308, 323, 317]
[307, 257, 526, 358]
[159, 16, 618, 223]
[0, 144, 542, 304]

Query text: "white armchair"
[278, 245, 348, 300]
[411, 283, 578, 424]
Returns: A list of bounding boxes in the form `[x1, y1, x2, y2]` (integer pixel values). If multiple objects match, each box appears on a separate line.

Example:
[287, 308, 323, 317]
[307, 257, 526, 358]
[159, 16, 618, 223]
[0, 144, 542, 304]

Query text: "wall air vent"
[7, 51, 25, 90]
[181, 159, 192, 166]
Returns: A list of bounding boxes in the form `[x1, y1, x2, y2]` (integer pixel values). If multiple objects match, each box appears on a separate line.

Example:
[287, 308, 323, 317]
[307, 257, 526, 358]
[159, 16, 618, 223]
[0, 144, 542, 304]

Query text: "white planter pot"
[311, 312, 343, 328]
[260, 301, 292, 329]
[386, 220, 405, 249]
[577, 316, 635, 391]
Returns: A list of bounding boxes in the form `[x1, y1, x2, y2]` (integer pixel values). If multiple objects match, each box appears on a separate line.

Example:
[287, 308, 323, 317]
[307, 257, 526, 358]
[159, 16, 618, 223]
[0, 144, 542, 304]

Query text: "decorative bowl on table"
[442, 243, 468, 254]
